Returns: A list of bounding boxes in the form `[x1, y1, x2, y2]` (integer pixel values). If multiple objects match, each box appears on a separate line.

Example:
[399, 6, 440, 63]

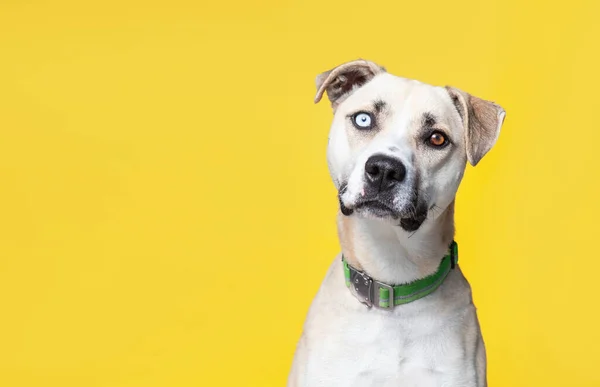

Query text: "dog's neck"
[337, 201, 455, 285]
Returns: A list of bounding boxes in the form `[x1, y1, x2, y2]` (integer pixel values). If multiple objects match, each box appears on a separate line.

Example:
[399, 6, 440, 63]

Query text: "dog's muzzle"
[337, 155, 428, 231]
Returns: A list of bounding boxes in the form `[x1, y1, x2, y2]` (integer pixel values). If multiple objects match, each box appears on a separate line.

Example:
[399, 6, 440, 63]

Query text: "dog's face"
[315, 60, 505, 232]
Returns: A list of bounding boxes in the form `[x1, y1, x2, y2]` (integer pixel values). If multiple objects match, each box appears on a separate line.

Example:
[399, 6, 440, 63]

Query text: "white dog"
[288, 60, 505, 387]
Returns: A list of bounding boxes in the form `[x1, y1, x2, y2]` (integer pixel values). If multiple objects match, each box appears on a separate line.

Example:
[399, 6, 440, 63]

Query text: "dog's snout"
[364, 154, 406, 192]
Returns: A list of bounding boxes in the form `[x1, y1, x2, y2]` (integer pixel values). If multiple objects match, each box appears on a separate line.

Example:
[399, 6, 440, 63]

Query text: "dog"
[288, 59, 505, 387]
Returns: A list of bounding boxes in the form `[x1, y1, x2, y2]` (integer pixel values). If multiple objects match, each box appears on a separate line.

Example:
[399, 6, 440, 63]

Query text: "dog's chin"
[345, 200, 428, 232]
[353, 201, 400, 220]
[338, 184, 428, 232]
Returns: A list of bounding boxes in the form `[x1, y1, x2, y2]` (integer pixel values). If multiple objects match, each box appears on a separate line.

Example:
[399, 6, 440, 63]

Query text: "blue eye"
[352, 112, 373, 129]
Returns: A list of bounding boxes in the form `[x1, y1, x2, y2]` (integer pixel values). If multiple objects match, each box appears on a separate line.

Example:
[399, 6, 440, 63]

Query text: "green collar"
[343, 241, 458, 309]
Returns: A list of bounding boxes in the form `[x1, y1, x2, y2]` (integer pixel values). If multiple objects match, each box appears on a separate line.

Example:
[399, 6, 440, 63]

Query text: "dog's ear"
[314, 59, 386, 108]
[445, 86, 506, 166]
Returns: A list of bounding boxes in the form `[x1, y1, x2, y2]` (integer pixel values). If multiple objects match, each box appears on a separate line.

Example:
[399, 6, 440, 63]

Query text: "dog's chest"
[300, 262, 474, 386]
[304, 310, 459, 386]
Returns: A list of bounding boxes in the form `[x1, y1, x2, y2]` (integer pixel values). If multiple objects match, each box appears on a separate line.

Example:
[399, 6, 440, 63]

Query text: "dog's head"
[315, 59, 506, 232]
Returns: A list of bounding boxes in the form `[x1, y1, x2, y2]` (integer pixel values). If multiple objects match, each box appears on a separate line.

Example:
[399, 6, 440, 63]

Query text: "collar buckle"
[349, 268, 374, 308]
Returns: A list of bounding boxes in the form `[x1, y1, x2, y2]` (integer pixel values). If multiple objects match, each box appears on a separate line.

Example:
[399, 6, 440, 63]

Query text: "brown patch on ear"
[336, 213, 362, 270]
[446, 86, 506, 166]
[315, 59, 385, 109]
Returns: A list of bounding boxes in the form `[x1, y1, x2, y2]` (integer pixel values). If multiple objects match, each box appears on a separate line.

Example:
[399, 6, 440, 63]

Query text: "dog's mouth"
[338, 184, 428, 232]
[353, 200, 427, 232]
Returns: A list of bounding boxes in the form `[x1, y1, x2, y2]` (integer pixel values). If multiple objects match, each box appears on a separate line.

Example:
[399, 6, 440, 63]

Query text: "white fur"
[289, 256, 485, 387]
[289, 69, 500, 386]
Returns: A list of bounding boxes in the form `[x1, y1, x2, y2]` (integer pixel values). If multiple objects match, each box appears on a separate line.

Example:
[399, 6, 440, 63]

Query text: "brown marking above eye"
[374, 99, 387, 113]
[428, 131, 448, 147]
[422, 112, 436, 127]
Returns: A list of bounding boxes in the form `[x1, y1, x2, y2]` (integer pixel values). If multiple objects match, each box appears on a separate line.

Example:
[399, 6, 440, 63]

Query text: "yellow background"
[1, 0, 599, 386]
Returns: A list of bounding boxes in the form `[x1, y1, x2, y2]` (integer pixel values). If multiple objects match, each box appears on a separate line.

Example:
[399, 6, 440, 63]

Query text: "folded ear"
[445, 86, 506, 166]
[314, 59, 386, 108]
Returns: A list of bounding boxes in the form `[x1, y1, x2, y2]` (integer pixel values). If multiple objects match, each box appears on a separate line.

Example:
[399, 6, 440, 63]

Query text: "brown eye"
[428, 131, 448, 147]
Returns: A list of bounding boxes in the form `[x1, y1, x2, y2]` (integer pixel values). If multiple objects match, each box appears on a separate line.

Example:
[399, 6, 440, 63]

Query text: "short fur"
[288, 59, 505, 386]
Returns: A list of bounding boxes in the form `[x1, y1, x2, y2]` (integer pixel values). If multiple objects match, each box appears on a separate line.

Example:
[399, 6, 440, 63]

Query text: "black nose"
[364, 154, 406, 192]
